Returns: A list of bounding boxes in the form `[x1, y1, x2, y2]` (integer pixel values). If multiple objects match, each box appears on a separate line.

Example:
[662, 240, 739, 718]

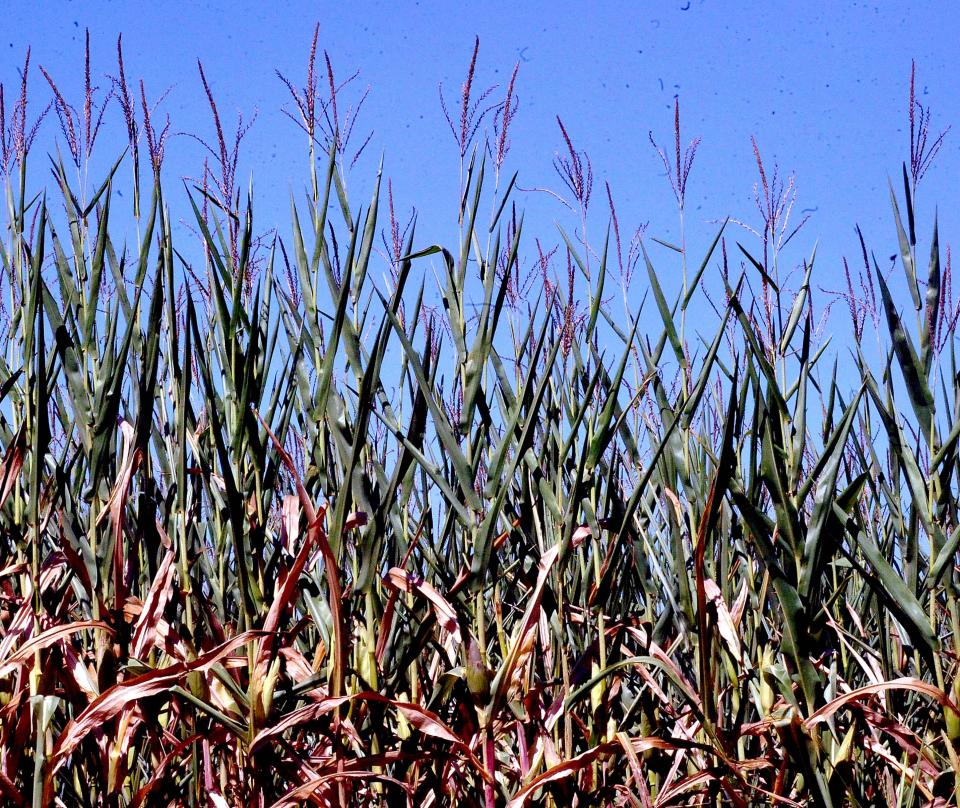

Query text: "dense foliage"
[0, 29, 958, 808]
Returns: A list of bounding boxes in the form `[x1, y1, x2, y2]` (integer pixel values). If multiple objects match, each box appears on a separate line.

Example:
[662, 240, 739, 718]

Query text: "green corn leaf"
[874, 257, 935, 443]
[889, 176, 921, 310]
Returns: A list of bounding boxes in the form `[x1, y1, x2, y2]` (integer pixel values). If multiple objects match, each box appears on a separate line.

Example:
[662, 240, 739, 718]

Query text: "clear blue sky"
[3, 1, 959, 350]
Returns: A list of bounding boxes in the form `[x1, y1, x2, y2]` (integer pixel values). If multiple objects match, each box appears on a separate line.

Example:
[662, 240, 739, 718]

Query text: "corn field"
[0, 28, 959, 808]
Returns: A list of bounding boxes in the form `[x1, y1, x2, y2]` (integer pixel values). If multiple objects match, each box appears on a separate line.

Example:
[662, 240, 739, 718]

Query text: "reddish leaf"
[806, 677, 960, 726]
[44, 629, 267, 797]
[0, 621, 114, 676]
[383, 567, 460, 637]
[131, 550, 176, 660]
[268, 770, 411, 808]
[0, 424, 25, 510]
[507, 737, 682, 808]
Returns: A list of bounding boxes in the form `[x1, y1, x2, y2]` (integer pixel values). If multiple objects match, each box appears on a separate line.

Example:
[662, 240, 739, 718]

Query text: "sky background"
[2, 1, 959, 358]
